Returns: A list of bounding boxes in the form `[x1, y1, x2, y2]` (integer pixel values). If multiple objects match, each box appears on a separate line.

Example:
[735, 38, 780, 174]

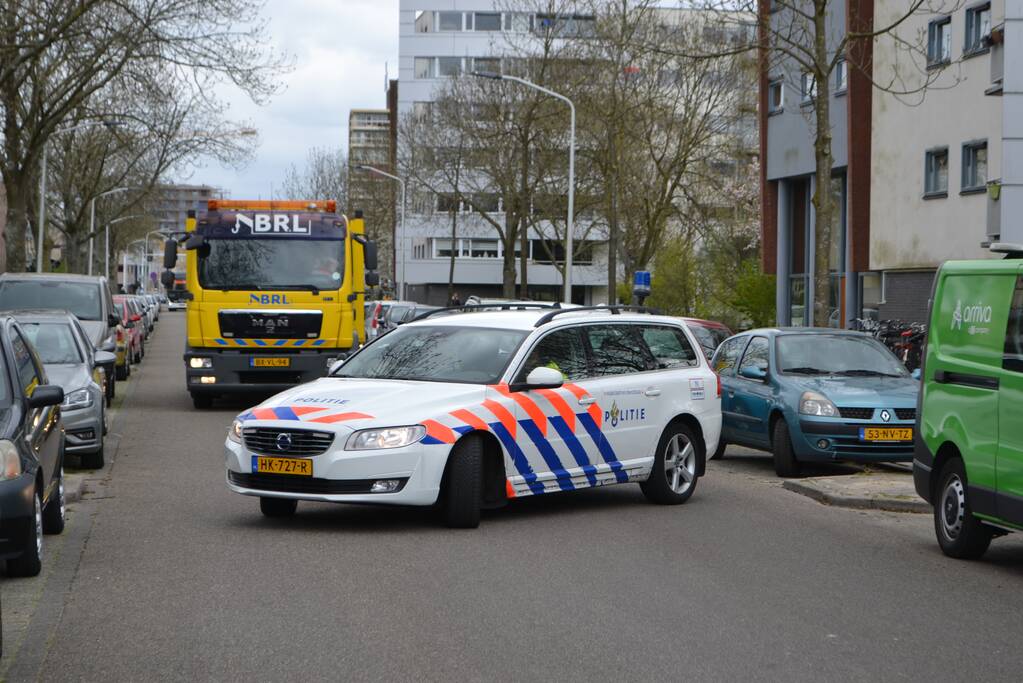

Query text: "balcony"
[985, 25, 1004, 95]
[986, 179, 1001, 244]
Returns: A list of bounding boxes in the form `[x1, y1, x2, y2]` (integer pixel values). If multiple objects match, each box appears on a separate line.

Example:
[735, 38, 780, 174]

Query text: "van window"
[713, 336, 748, 377]
[1004, 277, 1023, 373]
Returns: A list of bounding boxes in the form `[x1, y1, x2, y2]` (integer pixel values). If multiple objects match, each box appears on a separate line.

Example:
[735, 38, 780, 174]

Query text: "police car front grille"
[228, 471, 407, 495]
[243, 428, 334, 456]
[837, 407, 874, 420]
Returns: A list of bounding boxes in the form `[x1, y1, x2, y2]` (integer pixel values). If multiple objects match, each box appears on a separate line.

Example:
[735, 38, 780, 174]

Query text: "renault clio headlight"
[799, 391, 838, 417]
[346, 425, 426, 451]
[0, 440, 22, 480]
[228, 419, 244, 444]
[62, 388, 93, 410]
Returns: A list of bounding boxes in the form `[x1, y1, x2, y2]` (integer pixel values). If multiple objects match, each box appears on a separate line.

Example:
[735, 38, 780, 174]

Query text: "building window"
[436, 57, 462, 78]
[924, 147, 949, 197]
[927, 17, 951, 66]
[965, 3, 992, 54]
[414, 57, 432, 79]
[768, 79, 784, 113]
[471, 57, 501, 74]
[436, 193, 461, 213]
[835, 59, 848, 93]
[437, 11, 463, 31]
[962, 140, 988, 192]
[800, 73, 816, 104]
[472, 12, 502, 31]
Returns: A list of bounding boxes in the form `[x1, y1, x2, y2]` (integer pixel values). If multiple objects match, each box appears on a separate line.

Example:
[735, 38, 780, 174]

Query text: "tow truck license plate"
[252, 456, 312, 476]
[859, 427, 913, 442]
[251, 357, 290, 368]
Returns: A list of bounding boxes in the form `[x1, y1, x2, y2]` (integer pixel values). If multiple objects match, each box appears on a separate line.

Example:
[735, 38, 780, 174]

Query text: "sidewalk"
[783, 470, 930, 513]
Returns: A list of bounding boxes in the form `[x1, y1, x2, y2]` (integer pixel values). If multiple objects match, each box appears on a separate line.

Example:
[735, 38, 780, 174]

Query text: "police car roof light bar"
[410, 303, 561, 323]
[534, 305, 661, 328]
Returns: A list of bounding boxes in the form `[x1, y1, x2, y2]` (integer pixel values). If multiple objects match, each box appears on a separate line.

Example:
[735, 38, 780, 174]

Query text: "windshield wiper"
[271, 284, 322, 295]
[836, 369, 903, 377]
[783, 366, 828, 375]
[215, 284, 264, 291]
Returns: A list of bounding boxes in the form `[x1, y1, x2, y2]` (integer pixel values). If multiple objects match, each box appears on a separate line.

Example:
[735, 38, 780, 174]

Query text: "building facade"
[151, 184, 221, 235]
[348, 106, 398, 288]
[398, 0, 608, 305]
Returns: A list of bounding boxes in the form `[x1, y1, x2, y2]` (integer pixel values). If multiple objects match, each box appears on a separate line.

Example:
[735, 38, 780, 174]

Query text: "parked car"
[131, 295, 154, 338]
[111, 301, 133, 379]
[0, 315, 66, 577]
[385, 303, 441, 328]
[15, 311, 112, 469]
[913, 256, 1023, 559]
[0, 273, 119, 405]
[711, 328, 918, 475]
[113, 296, 144, 364]
[145, 294, 161, 321]
[682, 317, 734, 361]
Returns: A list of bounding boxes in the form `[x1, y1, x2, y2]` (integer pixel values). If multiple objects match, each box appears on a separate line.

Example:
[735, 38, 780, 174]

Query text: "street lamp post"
[142, 230, 168, 290]
[354, 165, 406, 300]
[104, 214, 147, 285]
[472, 71, 576, 303]
[36, 120, 120, 273]
[88, 187, 138, 276]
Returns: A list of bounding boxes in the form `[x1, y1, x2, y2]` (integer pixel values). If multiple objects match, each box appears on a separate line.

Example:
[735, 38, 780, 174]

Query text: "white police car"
[225, 306, 722, 527]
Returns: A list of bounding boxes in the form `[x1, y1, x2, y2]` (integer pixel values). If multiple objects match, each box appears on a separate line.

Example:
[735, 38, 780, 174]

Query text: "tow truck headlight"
[190, 357, 212, 369]
[228, 420, 244, 443]
[0, 440, 22, 480]
[62, 388, 93, 410]
[799, 391, 838, 417]
[346, 425, 426, 451]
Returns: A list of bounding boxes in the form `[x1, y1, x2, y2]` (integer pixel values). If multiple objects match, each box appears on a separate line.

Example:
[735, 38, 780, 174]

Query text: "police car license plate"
[253, 456, 312, 476]
[859, 427, 913, 442]
[251, 357, 290, 368]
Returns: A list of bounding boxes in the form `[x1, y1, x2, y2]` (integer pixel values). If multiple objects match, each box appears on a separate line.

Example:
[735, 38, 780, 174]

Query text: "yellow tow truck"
[160, 199, 379, 409]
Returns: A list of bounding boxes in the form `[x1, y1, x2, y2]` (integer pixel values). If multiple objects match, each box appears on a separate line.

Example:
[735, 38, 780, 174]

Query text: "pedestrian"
[449, 292, 462, 307]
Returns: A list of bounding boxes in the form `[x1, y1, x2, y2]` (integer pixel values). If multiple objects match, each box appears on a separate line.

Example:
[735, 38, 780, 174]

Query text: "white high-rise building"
[398, 1, 608, 305]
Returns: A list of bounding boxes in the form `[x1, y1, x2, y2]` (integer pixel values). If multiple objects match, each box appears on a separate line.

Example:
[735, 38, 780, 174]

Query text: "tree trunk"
[502, 212, 518, 298]
[811, 2, 835, 328]
[3, 177, 30, 272]
[447, 208, 456, 301]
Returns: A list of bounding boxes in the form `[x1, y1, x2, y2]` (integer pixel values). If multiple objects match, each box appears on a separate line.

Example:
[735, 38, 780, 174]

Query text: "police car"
[225, 306, 722, 527]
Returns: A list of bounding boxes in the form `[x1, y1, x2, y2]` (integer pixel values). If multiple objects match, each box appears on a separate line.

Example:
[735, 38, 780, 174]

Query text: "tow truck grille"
[243, 427, 334, 456]
[219, 310, 322, 339]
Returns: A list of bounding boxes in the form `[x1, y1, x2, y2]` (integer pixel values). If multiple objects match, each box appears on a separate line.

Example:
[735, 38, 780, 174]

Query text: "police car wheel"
[641, 423, 699, 505]
[441, 435, 483, 528]
[260, 497, 297, 518]
[934, 458, 992, 560]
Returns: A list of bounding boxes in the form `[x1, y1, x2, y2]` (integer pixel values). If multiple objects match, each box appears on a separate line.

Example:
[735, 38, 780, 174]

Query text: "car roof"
[0, 272, 105, 283]
[682, 317, 730, 329]
[406, 308, 685, 332]
[9, 309, 76, 323]
[735, 327, 870, 337]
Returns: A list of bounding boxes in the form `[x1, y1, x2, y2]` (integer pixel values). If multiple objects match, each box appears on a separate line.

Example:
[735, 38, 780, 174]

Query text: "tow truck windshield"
[198, 239, 345, 292]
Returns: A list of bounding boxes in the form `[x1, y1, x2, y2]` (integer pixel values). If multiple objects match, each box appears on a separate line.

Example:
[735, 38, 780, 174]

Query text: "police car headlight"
[799, 391, 838, 417]
[228, 420, 244, 444]
[62, 388, 93, 410]
[346, 425, 426, 451]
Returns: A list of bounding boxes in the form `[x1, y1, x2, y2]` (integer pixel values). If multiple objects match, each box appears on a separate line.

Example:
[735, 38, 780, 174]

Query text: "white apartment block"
[398, 0, 608, 305]
[151, 183, 222, 235]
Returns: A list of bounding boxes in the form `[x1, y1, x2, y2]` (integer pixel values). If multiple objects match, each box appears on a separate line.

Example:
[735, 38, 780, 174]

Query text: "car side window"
[738, 336, 770, 375]
[713, 337, 748, 376]
[1004, 277, 1023, 373]
[640, 325, 699, 369]
[71, 318, 94, 364]
[585, 324, 648, 376]
[516, 327, 588, 382]
[11, 329, 42, 395]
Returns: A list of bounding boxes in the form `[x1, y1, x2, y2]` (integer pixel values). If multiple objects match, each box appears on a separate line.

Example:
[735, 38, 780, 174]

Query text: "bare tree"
[281, 147, 348, 204]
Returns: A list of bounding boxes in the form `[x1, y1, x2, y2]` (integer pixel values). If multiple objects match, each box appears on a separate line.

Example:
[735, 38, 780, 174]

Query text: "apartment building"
[151, 183, 222, 235]
[761, 0, 1023, 325]
[348, 105, 398, 286]
[398, 0, 608, 305]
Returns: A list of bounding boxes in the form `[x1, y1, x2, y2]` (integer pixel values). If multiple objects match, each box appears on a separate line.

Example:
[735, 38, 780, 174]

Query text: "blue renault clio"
[710, 328, 919, 477]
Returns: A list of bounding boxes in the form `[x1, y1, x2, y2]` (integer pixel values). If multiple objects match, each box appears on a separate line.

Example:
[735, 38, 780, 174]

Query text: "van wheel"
[260, 497, 297, 518]
[935, 458, 992, 559]
[191, 393, 213, 410]
[772, 419, 801, 478]
[441, 435, 483, 528]
[7, 487, 43, 577]
[42, 465, 66, 535]
[710, 439, 727, 460]
[641, 423, 699, 504]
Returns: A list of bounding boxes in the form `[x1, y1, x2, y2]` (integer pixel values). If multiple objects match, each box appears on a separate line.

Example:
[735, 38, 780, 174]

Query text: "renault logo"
[275, 433, 293, 451]
[880, 410, 891, 423]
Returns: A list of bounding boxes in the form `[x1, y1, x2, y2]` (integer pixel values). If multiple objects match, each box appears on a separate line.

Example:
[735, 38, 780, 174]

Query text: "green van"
[914, 255, 1023, 559]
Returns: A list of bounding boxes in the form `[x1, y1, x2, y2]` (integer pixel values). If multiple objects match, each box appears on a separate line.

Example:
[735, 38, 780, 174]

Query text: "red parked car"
[681, 317, 733, 361]
[113, 295, 144, 365]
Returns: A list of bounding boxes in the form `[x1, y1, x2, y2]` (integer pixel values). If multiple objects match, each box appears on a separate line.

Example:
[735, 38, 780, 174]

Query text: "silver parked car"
[15, 311, 113, 469]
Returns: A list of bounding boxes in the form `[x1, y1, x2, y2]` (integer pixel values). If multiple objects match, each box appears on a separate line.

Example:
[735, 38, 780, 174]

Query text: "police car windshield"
[198, 239, 344, 292]
[336, 325, 528, 384]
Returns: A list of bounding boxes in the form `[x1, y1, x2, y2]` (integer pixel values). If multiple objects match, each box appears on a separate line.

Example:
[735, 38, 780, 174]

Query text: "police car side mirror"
[511, 366, 564, 392]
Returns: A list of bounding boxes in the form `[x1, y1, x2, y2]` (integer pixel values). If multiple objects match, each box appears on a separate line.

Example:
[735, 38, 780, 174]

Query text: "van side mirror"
[163, 239, 178, 269]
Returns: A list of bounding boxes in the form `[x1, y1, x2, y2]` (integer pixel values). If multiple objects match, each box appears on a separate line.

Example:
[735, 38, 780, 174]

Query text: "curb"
[782, 479, 931, 514]
[65, 473, 85, 504]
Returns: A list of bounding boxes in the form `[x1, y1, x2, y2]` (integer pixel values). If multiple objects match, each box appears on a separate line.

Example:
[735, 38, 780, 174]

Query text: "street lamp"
[142, 230, 169, 290]
[103, 214, 148, 284]
[37, 119, 122, 273]
[88, 186, 139, 276]
[354, 165, 406, 300]
[472, 71, 576, 304]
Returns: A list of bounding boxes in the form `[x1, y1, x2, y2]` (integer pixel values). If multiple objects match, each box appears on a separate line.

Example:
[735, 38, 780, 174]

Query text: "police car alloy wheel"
[641, 423, 700, 504]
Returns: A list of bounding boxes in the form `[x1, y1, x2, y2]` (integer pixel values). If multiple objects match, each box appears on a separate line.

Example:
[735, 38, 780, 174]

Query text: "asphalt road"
[8, 312, 1023, 681]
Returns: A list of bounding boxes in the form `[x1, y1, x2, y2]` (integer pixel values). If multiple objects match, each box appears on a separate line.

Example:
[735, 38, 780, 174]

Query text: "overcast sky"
[191, 0, 399, 199]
